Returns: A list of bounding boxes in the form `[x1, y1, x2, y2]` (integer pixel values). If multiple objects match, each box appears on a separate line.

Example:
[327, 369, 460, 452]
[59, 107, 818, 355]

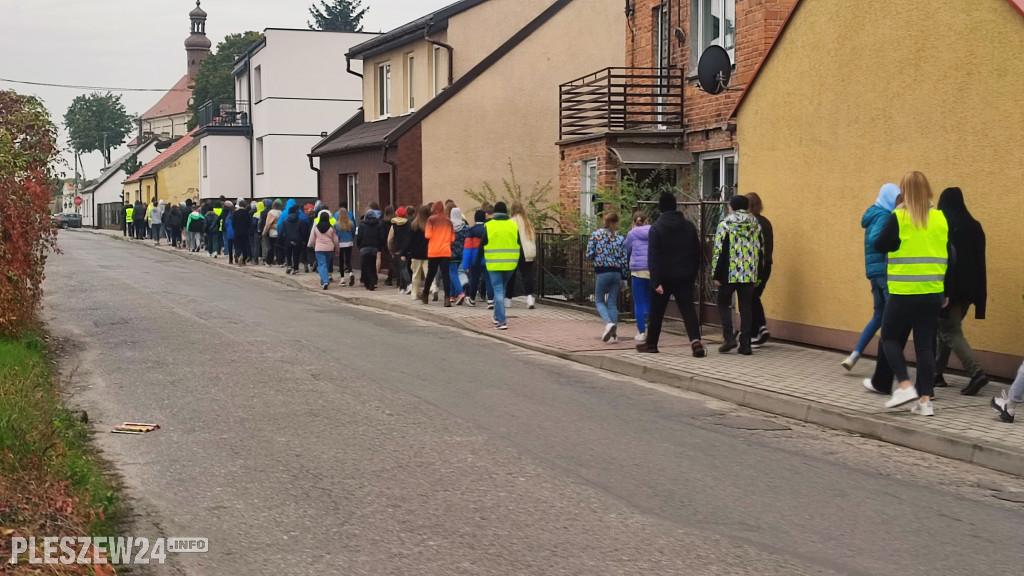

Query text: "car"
[53, 213, 83, 229]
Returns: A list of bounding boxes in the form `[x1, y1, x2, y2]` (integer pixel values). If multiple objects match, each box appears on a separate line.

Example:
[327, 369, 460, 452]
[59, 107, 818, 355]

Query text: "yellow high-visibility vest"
[125, 207, 134, 223]
[887, 208, 949, 295]
[483, 218, 520, 272]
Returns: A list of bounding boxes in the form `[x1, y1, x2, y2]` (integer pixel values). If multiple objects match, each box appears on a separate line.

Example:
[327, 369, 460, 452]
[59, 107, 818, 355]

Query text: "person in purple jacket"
[624, 211, 652, 342]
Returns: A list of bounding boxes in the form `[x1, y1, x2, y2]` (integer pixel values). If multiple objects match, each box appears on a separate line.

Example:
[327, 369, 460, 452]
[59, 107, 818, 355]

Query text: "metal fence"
[96, 202, 123, 230]
[537, 197, 730, 326]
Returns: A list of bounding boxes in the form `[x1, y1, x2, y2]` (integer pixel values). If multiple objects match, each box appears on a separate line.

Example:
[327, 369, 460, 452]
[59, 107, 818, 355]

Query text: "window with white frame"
[377, 62, 391, 118]
[255, 137, 264, 175]
[346, 173, 358, 216]
[690, 0, 735, 68]
[253, 65, 263, 102]
[432, 46, 444, 97]
[698, 149, 737, 201]
[580, 159, 598, 220]
[407, 53, 415, 111]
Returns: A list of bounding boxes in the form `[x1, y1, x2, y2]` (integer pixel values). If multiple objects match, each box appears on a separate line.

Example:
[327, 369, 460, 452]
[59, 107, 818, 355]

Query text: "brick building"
[557, 0, 794, 225]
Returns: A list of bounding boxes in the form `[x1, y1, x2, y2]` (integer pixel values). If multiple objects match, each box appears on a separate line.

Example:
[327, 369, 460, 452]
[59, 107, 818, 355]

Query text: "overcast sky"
[0, 0, 454, 181]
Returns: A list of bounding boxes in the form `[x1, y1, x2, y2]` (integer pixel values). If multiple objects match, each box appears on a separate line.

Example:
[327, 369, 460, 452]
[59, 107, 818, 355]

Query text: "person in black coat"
[232, 201, 252, 266]
[166, 204, 184, 248]
[935, 187, 989, 395]
[637, 192, 706, 357]
[355, 209, 387, 290]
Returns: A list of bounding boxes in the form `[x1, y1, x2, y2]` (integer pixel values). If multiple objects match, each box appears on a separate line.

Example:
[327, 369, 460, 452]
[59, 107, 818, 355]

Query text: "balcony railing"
[198, 100, 251, 128]
[559, 68, 684, 139]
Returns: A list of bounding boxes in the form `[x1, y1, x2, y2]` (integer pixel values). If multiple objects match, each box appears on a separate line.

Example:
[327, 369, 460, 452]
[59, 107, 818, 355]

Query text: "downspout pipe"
[382, 144, 397, 207]
[424, 22, 454, 87]
[345, 55, 363, 79]
[308, 154, 322, 200]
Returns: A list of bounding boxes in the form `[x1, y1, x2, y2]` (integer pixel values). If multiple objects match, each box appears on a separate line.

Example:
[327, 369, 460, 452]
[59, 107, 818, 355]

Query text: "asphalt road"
[43, 231, 1024, 575]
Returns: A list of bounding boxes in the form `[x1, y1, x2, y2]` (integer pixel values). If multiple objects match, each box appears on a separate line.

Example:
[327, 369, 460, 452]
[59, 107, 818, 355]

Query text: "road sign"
[74, 196, 83, 207]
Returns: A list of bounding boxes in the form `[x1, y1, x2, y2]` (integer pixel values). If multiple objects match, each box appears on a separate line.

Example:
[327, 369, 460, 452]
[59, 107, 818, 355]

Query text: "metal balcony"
[198, 100, 251, 128]
[559, 68, 683, 139]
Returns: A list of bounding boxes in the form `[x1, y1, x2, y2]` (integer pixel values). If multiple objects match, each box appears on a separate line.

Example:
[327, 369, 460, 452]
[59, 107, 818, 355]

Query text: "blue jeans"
[854, 276, 889, 354]
[632, 276, 651, 334]
[488, 270, 514, 323]
[595, 271, 621, 325]
[449, 262, 464, 296]
[151, 224, 162, 242]
[315, 252, 333, 285]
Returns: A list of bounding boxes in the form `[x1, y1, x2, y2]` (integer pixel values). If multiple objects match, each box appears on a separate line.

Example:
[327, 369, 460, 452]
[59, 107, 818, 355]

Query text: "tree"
[307, 0, 368, 32]
[121, 153, 142, 177]
[0, 90, 60, 334]
[188, 31, 264, 130]
[63, 92, 134, 166]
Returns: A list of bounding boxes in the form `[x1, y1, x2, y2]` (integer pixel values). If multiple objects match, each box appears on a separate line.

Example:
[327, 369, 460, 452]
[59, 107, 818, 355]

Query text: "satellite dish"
[697, 45, 732, 95]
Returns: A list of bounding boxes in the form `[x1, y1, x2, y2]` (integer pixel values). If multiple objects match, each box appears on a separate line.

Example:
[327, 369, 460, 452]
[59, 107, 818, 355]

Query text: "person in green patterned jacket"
[712, 195, 763, 355]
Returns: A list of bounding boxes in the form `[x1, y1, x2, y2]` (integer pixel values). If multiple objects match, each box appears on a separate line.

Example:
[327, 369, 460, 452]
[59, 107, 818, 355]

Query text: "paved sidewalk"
[78, 228, 1024, 476]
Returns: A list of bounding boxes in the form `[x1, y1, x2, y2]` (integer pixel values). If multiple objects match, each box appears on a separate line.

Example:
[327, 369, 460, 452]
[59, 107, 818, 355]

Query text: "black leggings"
[423, 257, 451, 298]
[338, 246, 353, 273]
[646, 277, 701, 348]
[506, 257, 535, 297]
[751, 266, 771, 330]
[872, 293, 942, 397]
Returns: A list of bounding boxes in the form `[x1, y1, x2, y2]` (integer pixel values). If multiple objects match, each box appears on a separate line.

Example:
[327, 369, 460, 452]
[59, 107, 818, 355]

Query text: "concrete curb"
[78, 229, 1024, 477]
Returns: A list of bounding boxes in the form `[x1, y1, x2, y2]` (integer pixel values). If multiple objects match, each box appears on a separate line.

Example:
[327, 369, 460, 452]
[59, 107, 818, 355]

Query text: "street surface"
[43, 231, 1024, 575]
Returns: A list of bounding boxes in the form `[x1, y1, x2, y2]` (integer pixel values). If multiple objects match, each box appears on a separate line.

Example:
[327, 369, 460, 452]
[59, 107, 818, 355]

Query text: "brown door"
[377, 173, 391, 208]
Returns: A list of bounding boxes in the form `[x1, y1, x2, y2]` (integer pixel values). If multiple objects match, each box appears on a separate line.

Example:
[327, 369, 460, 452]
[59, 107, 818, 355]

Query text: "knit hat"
[658, 192, 677, 213]
[474, 209, 486, 224]
[494, 201, 508, 214]
[396, 207, 407, 217]
[729, 195, 749, 211]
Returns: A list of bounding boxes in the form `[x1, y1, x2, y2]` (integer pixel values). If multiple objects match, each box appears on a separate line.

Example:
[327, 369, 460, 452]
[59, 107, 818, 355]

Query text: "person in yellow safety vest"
[124, 205, 134, 237]
[212, 202, 225, 254]
[481, 201, 520, 330]
[864, 171, 950, 418]
[146, 201, 154, 240]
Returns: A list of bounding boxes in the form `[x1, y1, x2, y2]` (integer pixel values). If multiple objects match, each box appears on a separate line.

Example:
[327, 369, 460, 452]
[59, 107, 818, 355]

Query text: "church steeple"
[185, 1, 212, 80]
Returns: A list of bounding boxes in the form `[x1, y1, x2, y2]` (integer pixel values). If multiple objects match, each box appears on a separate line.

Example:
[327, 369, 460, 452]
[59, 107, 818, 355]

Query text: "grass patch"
[1, 331, 121, 570]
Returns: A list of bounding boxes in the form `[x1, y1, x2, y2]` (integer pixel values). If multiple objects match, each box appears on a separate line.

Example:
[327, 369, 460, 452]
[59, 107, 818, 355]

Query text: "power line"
[0, 77, 189, 93]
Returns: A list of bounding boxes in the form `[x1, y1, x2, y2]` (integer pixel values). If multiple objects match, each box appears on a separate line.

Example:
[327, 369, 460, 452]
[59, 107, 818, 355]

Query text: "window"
[201, 145, 208, 178]
[407, 53, 415, 111]
[691, 0, 735, 68]
[346, 173, 358, 215]
[432, 46, 444, 97]
[255, 137, 264, 175]
[377, 62, 391, 118]
[253, 65, 263, 102]
[580, 159, 598, 219]
[698, 150, 737, 201]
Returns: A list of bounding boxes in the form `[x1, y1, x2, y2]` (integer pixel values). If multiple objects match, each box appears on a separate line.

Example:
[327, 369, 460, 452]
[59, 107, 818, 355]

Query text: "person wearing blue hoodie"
[842, 183, 900, 370]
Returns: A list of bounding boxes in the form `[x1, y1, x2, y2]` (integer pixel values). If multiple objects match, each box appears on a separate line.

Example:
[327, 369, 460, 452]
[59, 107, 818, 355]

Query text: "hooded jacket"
[308, 211, 340, 252]
[462, 222, 486, 270]
[450, 208, 468, 263]
[388, 216, 409, 255]
[231, 206, 250, 237]
[938, 187, 986, 318]
[356, 212, 386, 255]
[863, 183, 900, 280]
[648, 211, 701, 286]
[150, 201, 165, 225]
[425, 202, 454, 259]
[203, 210, 220, 235]
[186, 210, 204, 233]
[282, 209, 304, 247]
[624, 224, 651, 273]
[166, 206, 184, 229]
[225, 212, 235, 240]
[712, 210, 762, 284]
[277, 199, 296, 235]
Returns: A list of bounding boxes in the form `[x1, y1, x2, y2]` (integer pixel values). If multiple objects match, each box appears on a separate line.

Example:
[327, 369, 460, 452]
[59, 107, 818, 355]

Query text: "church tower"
[185, 1, 212, 80]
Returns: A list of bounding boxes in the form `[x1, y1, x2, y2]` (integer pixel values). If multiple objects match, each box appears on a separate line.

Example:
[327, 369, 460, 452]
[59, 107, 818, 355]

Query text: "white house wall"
[94, 143, 160, 206]
[200, 134, 250, 200]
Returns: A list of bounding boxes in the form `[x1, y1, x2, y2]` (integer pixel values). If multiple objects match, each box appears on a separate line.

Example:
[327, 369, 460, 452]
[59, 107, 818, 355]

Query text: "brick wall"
[318, 149, 390, 215]
[557, 136, 619, 229]
[396, 123, 423, 207]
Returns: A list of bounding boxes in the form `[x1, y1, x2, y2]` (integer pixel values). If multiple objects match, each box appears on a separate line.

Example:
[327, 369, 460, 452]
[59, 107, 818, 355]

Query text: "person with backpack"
[308, 210, 340, 289]
[636, 193, 707, 357]
[711, 195, 762, 355]
[186, 205, 204, 252]
[934, 187, 989, 395]
[355, 208, 386, 290]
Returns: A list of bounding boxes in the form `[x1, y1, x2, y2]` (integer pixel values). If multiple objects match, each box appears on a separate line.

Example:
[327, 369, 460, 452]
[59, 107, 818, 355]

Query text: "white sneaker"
[842, 354, 859, 371]
[910, 400, 934, 416]
[602, 323, 615, 342]
[862, 379, 883, 394]
[885, 386, 920, 408]
[526, 295, 535, 309]
[634, 332, 647, 342]
[505, 298, 512, 309]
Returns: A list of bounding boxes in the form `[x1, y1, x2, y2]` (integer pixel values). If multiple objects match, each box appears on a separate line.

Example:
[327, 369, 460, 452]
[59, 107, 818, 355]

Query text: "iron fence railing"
[198, 100, 251, 128]
[559, 67, 684, 139]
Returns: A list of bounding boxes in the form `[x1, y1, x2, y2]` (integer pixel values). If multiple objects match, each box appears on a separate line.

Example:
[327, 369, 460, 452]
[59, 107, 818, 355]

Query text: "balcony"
[198, 100, 251, 129]
[559, 68, 684, 140]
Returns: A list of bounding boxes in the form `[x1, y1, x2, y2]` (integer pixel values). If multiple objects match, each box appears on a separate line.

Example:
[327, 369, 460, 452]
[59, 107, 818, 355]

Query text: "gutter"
[424, 21, 454, 88]
[308, 154, 322, 199]
[345, 55, 363, 80]
[382, 145, 397, 207]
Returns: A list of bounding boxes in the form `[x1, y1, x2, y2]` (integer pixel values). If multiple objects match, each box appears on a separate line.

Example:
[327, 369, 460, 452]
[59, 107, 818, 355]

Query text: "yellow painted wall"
[420, 0, 625, 209]
[362, 38, 443, 120]
[737, 0, 1024, 357]
[155, 145, 200, 205]
[123, 179, 155, 205]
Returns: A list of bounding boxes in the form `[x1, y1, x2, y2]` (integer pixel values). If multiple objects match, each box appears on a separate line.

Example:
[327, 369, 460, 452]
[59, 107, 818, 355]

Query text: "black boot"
[961, 372, 990, 396]
[718, 336, 738, 354]
[738, 335, 753, 355]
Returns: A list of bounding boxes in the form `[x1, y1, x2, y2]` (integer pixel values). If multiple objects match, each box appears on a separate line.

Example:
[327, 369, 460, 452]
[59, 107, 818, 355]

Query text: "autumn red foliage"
[0, 90, 60, 335]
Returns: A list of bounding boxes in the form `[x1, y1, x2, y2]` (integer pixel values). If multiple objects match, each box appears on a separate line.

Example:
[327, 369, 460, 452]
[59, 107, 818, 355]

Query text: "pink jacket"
[308, 226, 339, 252]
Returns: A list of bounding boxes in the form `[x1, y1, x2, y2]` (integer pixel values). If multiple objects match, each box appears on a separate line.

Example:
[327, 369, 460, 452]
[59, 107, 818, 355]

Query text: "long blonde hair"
[509, 200, 535, 237]
[899, 171, 932, 229]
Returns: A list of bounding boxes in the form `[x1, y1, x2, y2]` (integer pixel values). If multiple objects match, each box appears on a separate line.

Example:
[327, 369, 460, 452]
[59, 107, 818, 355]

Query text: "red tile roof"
[124, 127, 199, 184]
[140, 75, 192, 120]
[731, 0, 1024, 118]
